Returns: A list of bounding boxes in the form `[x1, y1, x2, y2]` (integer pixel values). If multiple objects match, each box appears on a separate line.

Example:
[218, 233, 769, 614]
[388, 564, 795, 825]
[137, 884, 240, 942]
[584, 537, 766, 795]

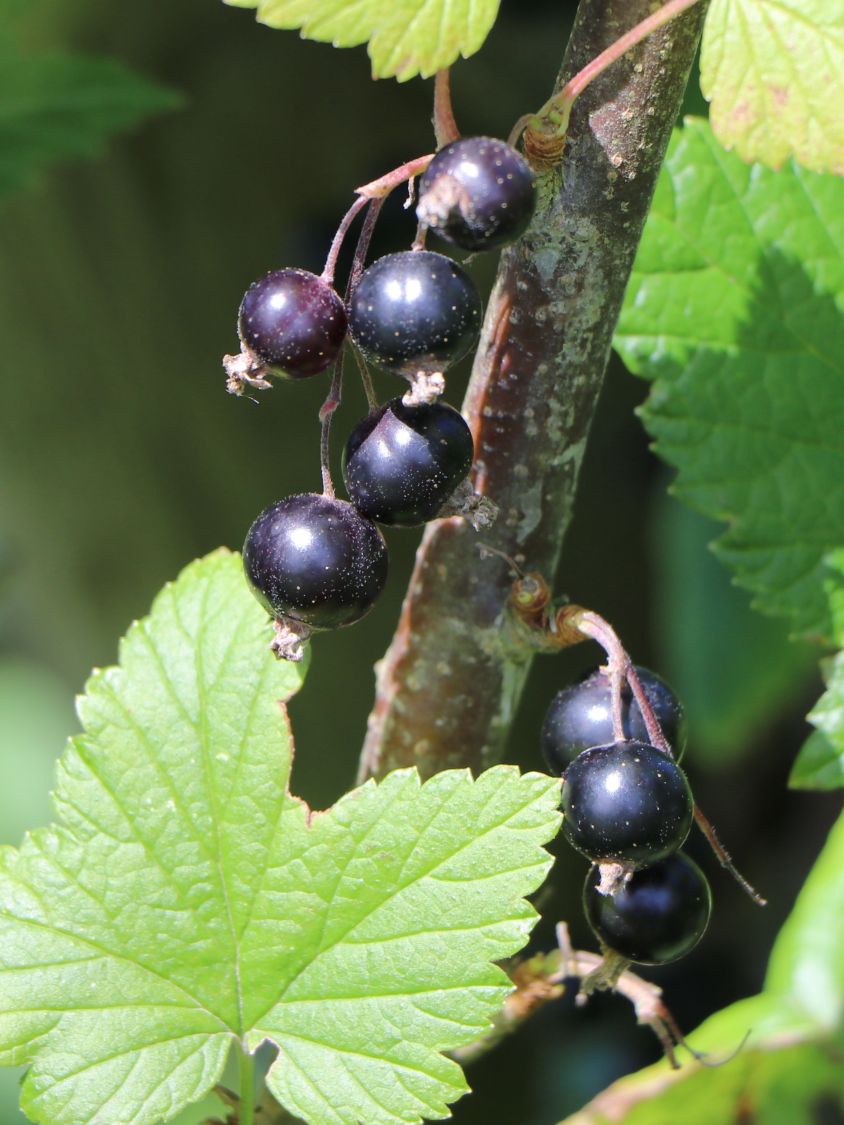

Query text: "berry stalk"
[432, 68, 460, 149]
[524, 0, 706, 163]
[358, 0, 707, 783]
[574, 610, 672, 754]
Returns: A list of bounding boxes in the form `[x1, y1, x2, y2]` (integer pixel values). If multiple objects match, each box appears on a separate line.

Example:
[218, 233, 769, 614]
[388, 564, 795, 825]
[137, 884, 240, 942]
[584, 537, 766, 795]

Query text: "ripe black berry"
[560, 740, 693, 866]
[417, 136, 536, 252]
[243, 494, 388, 630]
[238, 268, 347, 379]
[348, 250, 482, 377]
[342, 398, 474, 526]
[541, 666, 686, 773]
[583, 852, 712, 965]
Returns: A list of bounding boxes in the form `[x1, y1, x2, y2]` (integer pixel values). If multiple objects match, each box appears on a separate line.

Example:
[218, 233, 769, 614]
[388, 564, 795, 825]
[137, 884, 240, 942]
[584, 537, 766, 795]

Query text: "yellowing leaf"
[224, 0, 501, 80]
[701, 0, 844, 174]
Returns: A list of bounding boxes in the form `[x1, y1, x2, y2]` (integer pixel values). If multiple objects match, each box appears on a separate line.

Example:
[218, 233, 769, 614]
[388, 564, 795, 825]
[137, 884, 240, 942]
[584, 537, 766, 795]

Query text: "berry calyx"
[583, 852, 712, 965]
[417, 136, 536, 252]
[541, 665, 686, 772]
[237, 268, 347, 380]
[347, 250, 482, 378]
[560, 740, 693, 866]
[243, 493, 388, 630]
[342, 398, 474, 526]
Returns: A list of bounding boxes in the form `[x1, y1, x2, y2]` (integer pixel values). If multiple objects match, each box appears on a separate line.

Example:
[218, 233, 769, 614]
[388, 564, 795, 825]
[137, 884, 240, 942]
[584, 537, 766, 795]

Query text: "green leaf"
[225, 0, 501, 81]
[701, 0, 844, 175]
[0, 44, 180, 197]
[791, 550, 844, 790]
[562, 809, 844, 1124]
[790, 730, 844, 791]
[0, 551, 560, 1125]
[652, 497, 815, 765]
[615, 117, 844, 641]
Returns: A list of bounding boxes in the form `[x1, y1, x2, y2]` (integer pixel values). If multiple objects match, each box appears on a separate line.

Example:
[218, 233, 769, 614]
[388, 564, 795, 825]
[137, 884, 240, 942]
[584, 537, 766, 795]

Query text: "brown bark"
[359, 0, 707, 783]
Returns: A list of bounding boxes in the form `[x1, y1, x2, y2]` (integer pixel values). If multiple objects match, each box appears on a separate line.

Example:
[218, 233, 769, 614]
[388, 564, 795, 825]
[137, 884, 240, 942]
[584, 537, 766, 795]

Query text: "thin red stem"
[574, 610, 672, 753]
[356, 155, 434, 200]
[532, 0, 704, 139]
[693, 803, 767, 906]
[319, 355, 344, 498]
[626, 664, 671, 754]
[348, 197, 384, 293]
[352, 347, 378, 411]
[433, 69, 460, 148]
[321, 194, 369, 286]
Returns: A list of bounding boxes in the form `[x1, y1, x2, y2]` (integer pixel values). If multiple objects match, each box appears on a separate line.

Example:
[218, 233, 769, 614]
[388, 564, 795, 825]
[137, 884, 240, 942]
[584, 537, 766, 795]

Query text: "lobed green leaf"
[0, 551, 560, 1125]
[615, 118, 844, 642]
[223, 0, 501, 81]
[701, 0, 844, 175]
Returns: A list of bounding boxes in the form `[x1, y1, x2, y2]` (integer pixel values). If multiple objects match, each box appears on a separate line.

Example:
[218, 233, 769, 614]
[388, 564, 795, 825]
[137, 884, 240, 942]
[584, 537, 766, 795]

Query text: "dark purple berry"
[541, 666, 686, 772]
[238, 268, 347, 379]
[348, 250, 482, 377]
[561, 740, 693, 866]
[583, 852, 712, 965]
[243, 494, 388, 630]
[417, 136, 536, 252]
[342, 398, 474, 526]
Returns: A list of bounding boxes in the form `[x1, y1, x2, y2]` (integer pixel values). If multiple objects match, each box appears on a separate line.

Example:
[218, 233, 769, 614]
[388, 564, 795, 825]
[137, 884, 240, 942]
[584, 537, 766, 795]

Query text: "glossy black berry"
[583, 852, 712, 964]
[342, 398, 474, 526]
[348, 250, 482, 377]
[541, 666, 686, 773]
[417, 136, 536, 252]
[243, 494, 388, 630]
[560, 740, 693, 866]
[238, 268, 347, 379]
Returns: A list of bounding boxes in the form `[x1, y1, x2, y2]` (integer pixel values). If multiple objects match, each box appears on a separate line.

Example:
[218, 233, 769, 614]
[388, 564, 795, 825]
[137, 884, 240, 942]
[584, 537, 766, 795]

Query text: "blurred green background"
[1, 1, 840, 1122]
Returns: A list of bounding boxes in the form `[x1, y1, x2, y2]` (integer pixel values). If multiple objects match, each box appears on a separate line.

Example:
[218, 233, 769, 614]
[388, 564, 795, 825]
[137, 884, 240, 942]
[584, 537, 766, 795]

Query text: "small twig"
[432, 68, 460, 148]
[693, 803, 767, 906]
[525, 0, 705, 159]
[553, 924, 684, 1068]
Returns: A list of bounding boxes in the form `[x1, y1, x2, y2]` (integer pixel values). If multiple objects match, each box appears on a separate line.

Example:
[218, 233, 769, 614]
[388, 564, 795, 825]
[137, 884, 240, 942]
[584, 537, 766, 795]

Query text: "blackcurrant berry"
[342, 398, 474, 526]
[560, 740, 693, 866]
[348, 250, 482, 377]
[238, 268, 347, 379]
[417, 136, 536, 252]
[243, 494, 388, 630]
[583, 852, 712, 964]
[541, 666, 686, 773]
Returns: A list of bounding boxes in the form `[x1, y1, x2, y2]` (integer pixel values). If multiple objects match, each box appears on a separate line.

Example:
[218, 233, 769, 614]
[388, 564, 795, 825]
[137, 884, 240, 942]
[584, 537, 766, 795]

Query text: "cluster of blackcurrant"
[542, 665, 713, 969]
[223, 136, 537, 658]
